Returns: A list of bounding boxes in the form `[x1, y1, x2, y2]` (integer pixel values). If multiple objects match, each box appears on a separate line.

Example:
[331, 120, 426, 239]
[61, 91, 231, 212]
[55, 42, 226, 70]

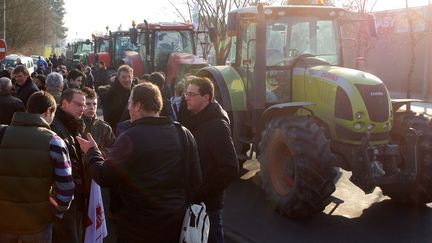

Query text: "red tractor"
[128, 21, 208, 88]
[88, 34, 111, 67]
[88, 30, 138, 71]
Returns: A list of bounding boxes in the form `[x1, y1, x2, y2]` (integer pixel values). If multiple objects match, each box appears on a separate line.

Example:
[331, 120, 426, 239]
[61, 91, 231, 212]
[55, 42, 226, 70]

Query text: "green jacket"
[0, 112, 55, 234]
[83, 116, 115, 157]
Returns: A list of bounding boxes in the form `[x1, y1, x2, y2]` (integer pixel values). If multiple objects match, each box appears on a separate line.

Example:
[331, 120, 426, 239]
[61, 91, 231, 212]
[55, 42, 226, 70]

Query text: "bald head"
[0, 77, 12, 95]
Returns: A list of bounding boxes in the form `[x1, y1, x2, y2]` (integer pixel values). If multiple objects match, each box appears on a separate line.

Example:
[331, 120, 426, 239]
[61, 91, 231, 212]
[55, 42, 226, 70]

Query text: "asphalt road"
[223, 161, 432, 243]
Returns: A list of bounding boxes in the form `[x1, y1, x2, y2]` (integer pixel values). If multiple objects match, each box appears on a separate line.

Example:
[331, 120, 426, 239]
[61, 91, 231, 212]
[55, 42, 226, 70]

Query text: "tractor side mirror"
[208, 27, 217, 43]
[227, 12, 238, 36]
[368, 14, 377, 37]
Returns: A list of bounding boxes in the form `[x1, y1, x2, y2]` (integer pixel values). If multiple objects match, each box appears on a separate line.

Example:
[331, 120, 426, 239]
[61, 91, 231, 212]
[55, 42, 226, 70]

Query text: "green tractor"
[197, 4, 432, 217]
[72, 39, 93, 67]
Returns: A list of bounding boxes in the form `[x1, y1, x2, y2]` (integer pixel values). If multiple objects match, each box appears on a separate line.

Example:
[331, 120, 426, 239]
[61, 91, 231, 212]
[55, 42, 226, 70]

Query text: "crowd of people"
[0, 58, 239, 243]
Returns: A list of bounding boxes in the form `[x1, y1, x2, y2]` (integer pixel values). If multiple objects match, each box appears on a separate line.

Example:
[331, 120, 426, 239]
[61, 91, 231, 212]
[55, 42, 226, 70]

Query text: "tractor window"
[239, 22, 256, 68]
[266, 17, 340, 65]
[114, 35, 137, 60]
[154, 30, 193, 72]
[99, 40, 109, 52]
[77, 43, 92, 53]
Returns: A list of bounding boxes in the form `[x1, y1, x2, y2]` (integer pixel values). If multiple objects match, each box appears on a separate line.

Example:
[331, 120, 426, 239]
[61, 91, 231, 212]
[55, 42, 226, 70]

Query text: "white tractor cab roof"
[2, 54, 35, 74]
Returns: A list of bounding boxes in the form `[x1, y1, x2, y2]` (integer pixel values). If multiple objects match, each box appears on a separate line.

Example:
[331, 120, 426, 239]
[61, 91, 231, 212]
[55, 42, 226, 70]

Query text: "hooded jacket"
[186, 102, 239, 211]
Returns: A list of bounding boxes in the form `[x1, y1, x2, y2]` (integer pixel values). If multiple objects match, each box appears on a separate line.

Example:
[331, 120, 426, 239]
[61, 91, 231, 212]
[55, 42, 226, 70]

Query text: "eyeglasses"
[71, 100, 87, 109]
[184, 91, 201, 97]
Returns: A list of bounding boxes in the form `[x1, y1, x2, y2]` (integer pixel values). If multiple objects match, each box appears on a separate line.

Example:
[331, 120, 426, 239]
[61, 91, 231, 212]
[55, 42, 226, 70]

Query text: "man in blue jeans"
[183, 77, 239, 243]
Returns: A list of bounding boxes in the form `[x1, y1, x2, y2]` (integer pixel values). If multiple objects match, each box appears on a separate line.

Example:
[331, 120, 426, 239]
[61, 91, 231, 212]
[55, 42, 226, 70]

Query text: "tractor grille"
[335, 124, 390, 142]
[355, 83, 389, 122]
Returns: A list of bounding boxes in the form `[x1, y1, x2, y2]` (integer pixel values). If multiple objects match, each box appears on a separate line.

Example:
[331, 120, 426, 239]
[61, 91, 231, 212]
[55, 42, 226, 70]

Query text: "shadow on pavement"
[223, 179, 432, 243]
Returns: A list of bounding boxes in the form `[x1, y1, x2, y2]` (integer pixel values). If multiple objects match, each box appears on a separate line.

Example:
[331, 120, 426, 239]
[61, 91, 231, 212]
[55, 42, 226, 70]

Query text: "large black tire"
[381, 112, 432, 204]
[258, 116, 337, 217]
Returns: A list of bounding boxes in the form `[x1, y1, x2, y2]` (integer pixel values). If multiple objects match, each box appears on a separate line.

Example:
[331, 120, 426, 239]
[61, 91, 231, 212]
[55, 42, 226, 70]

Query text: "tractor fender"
[255, 102, 315, 144]
[391, 98, 423, 112]
[197, 66, 247, 112]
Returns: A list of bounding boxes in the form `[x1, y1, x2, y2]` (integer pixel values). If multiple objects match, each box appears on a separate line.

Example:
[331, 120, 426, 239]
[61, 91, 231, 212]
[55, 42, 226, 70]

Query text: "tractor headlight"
[383, 123, 389, 130]
[367, 124, 375, 131]
[353, 122, 363, 130]
[355, 112, 363, 120]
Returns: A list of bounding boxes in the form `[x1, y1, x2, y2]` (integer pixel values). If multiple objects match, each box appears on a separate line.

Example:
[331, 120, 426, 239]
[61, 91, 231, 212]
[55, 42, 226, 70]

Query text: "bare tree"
[170, 0, 277, 65]
[404, 0, 422, 100]
[341, 0, 377, 70]
[0, 0, 67, 55]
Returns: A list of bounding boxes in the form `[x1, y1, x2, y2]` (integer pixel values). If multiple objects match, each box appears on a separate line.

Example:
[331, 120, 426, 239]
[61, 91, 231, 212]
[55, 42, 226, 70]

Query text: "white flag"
[84, 180, 108, 243]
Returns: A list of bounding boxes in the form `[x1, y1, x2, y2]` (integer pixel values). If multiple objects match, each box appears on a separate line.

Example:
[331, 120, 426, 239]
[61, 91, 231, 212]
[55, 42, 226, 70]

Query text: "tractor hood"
[293, 64, 392, 145]
[304, 65, 384, 95]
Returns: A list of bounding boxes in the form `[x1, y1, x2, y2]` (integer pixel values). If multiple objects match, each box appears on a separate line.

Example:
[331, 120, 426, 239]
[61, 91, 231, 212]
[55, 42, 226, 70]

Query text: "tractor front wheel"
[258, 116, 336, 217]
[381, 113, 432, 204]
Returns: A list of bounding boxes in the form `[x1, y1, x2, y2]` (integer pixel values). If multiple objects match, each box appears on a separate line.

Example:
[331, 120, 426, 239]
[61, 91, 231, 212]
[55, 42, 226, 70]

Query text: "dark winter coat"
[83, 116, 115, 157]
[14, 77, 39, 106]
[186, 102, 239, 211]
[0, 94, 25, 124]
[51, 108, 87, 196]
[85, 116, 202, 242]
[101, 78, 130, 129]
[95, 68, 109, 91]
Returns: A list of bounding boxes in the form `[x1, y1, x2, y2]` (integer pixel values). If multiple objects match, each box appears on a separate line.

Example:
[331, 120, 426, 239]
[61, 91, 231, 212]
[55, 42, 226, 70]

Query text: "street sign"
[0, 39, 6, 61]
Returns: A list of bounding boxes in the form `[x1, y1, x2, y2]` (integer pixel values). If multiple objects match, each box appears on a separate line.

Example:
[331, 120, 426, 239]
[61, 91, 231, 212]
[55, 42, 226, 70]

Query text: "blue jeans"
[0, 224, 52, 243]
[208, 209, 224, 243]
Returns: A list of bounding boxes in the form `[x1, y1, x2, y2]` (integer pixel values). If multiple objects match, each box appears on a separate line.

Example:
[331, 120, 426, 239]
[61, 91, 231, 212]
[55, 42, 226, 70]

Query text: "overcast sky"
[64, 0, 188, 41]
[63, 0, 430, 41]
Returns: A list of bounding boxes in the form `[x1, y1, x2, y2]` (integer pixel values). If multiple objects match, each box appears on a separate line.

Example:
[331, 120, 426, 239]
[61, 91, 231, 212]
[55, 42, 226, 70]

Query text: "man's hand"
[76, 133, 97, 154]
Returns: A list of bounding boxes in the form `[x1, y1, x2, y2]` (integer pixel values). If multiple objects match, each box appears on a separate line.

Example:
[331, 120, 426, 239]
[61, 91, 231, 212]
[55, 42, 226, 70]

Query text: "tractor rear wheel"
[258, 116, 337, 217]
[381, 113, 432, 204]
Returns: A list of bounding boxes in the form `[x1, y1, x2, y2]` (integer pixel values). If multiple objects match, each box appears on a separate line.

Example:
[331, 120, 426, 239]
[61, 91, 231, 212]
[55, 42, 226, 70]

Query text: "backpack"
[174, 122, 209, 243]
[179, 202, 210, 243]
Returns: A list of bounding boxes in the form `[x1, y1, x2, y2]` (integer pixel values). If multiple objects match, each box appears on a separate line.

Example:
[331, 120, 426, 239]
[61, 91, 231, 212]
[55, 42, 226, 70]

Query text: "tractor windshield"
[77, 43, 92, 53]
[98, 39, 109, 52]
[154, 30, 193, 72]
[114, 35, 138, 60]
[266, 17, 340, 66]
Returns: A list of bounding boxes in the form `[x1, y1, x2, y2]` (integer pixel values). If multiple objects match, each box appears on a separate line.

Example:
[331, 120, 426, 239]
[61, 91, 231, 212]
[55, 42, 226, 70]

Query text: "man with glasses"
[184, 77, 238, 243]
[51, 88, 87, 243]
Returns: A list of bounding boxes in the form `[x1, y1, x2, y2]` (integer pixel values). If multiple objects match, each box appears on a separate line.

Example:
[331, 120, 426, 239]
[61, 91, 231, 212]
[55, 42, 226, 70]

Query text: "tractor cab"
[111, 30, 138, 67]
[132, 22, 197, 75]
[88, 34, 111, 67]
[72, 39, 93, 67]
[227, 5, 344, 106]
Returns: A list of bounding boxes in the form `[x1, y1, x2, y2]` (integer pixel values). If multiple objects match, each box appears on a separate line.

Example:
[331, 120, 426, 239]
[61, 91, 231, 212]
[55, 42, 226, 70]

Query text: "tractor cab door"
[236, 20, 257, 108]
[265, 22, 293, 104]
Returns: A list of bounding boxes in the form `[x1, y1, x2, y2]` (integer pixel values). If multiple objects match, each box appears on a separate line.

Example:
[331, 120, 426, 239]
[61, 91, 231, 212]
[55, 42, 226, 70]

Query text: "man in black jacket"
[13, 65, 39, 106]
[0, 77, 24, 124]
[51, 88, 87, 243]
[101, 65, 132, 129]
[184, 77, 239, 243]
[77, 82, 202, 242]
